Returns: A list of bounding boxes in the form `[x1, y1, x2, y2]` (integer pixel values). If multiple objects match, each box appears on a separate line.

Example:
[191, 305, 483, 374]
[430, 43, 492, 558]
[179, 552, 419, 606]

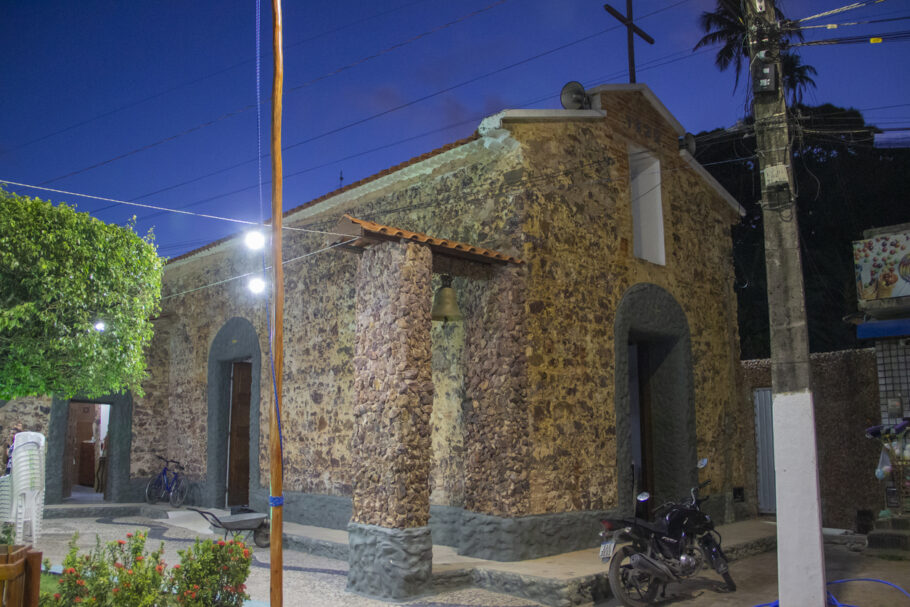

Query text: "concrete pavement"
[35, 505, 910, 606]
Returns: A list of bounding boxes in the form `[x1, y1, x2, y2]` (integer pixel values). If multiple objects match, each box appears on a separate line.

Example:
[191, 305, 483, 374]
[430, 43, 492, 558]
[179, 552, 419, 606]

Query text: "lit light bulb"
[244, 231, 266, 250]
[94, 321, 106, 332]
[248, 277, 266, 294]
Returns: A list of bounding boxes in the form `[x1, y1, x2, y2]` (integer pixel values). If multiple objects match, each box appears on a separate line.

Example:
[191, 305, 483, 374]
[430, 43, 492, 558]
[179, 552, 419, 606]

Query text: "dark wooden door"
[227, 362, 251, 507]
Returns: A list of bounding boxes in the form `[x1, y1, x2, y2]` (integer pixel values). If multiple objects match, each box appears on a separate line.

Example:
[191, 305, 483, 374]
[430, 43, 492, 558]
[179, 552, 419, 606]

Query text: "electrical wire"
[34, 0, 695, 189]
[160, 237, 360, 300]
[0, 179, 352, 237]
[790, 28, 910, 45]
[788, 14, 910, 29]
[36, 0, 513, 187]
[797, 0, 891, 24]
[0, 0, 437, 157]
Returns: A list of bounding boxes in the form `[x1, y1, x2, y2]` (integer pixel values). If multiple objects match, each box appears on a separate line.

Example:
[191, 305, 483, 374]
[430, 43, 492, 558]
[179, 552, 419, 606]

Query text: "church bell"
[431, 275, 462, 322]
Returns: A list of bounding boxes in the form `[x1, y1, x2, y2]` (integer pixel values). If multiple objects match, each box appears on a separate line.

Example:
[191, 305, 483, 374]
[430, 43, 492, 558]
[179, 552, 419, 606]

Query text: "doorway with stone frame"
[614, 283, 697, 512]
[205, 317, 262, 509]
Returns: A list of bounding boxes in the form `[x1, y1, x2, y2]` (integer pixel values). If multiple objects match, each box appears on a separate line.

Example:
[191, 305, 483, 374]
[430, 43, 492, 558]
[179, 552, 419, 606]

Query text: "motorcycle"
[599, 459, 736, 606]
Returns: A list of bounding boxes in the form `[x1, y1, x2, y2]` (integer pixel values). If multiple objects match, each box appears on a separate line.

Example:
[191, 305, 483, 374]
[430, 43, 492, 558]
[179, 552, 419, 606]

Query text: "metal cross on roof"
[604, 1, 655, 83]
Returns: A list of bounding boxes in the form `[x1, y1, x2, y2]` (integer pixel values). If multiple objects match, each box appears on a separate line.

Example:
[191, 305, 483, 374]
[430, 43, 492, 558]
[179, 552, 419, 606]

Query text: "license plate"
[599, 538, 616, 562]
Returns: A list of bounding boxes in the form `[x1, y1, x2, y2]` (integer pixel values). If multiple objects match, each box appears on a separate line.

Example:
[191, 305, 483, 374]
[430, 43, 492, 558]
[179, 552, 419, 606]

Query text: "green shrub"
[170, 537, 252, 606]
[38, 531, 252, 607]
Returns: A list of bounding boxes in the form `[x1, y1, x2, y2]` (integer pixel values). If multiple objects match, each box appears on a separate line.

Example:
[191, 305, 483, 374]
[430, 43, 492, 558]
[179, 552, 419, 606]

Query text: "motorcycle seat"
[632, 517, 668, 535]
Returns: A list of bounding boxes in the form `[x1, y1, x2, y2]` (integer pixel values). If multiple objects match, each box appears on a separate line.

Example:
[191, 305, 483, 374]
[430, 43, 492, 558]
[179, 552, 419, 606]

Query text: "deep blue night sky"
[2, 0, 909, 258]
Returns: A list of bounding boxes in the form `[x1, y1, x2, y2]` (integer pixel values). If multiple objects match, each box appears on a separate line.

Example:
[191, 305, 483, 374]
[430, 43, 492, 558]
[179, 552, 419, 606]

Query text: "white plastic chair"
[10, 432, 45, 544]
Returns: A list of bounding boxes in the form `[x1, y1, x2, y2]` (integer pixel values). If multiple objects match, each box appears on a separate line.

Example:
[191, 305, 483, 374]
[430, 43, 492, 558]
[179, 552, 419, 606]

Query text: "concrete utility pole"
[744, 1, 826, 604]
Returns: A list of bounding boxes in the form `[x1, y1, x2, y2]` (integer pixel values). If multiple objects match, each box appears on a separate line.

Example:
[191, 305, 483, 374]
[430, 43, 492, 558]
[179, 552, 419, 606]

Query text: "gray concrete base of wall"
[431, 505, 620, 561]
[346, 522, 432, 600]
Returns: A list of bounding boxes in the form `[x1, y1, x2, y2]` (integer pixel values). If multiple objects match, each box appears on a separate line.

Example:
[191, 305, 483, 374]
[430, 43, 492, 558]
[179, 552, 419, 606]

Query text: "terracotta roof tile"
[334, 215, 523, 265]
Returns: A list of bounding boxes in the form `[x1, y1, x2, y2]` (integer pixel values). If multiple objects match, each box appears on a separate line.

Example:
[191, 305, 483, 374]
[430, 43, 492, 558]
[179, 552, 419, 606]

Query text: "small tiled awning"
[332, 215, 523, 265]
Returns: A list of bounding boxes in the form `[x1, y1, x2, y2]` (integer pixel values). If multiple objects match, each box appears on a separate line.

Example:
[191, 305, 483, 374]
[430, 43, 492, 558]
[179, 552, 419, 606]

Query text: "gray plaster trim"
[478, 109, 606, 134]
[347, 522, 432, 600]
[205, 317, 262, 509]
[46, 392, 133, 505]
[614, 283, 697, 515]
[249, 487, 352, 530]
[444, 507, 620, 561]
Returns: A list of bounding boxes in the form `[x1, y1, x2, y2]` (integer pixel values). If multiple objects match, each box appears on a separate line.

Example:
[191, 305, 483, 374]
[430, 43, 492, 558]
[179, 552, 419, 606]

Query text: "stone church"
[7, 84, 756, 598]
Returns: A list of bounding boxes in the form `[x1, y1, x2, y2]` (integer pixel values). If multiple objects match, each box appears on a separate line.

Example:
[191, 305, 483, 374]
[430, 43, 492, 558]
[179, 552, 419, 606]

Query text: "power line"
[0, 179, 350, 237]
[788, 14, 910, 29]
[1, 0, 437, 157]
[37, 0, 512, 186]
[103, 30, 719, 223]
[36, 0, 694, 188]
[797, 0, 891, 24]
[790, 28, 910, 45]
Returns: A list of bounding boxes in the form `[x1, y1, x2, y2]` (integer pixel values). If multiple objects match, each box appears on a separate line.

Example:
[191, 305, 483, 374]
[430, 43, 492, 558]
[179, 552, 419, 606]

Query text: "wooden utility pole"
[744, 1, 826, 604]
[603, 1, 654, 83]
[269, 0, 285, 604]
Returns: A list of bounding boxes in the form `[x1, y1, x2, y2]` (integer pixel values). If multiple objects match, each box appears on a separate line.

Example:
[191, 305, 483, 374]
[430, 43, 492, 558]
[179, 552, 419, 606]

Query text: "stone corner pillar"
[347, 241, 434, 599]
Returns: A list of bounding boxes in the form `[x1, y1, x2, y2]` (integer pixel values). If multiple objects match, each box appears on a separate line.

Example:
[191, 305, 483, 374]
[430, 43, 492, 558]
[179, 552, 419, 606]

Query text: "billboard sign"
[854, 230, 910, 301]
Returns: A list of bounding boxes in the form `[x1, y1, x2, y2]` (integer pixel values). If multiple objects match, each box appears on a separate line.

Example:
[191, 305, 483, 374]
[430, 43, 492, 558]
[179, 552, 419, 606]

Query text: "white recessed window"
[629, 147, 665, 265]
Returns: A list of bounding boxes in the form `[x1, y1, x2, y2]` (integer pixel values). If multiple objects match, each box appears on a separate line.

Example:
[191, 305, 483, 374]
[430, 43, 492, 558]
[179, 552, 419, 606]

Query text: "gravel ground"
[35, 515, 546, 607]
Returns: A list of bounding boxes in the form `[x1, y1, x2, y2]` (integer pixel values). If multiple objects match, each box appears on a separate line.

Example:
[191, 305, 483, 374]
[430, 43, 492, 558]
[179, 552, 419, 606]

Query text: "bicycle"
[145, 455, 188, 507]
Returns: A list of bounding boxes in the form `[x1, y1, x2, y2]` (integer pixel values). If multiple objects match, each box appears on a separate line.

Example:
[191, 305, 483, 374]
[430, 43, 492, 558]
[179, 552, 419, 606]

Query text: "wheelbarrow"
[187, 507, 270, 548]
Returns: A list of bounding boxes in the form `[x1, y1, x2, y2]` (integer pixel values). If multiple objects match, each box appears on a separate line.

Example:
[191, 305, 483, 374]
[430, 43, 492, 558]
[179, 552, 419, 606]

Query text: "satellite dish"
[560, 81, 590, 110]
[679, 132, 697, 155]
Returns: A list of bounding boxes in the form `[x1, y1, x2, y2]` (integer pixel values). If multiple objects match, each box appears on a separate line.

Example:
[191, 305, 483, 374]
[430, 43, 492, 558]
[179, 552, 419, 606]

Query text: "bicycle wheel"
[169, 476, 188, 507]
[145, 475, 165, 504]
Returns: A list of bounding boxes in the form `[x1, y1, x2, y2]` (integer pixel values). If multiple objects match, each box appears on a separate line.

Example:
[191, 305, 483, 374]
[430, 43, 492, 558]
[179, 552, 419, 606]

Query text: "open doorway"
[615, 284, 697, 513]
[63, 402, 110, 503]
[226, 362, 251, 507]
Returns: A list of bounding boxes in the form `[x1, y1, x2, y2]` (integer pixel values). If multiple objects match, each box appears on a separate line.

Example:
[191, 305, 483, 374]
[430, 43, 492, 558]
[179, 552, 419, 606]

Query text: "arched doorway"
[614, 284, 696, 512]
[205, 317, 262, 508]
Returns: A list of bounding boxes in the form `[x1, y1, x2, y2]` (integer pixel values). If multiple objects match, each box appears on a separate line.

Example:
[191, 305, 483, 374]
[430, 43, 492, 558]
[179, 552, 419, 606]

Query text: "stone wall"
[350, 241, 433, 528]
[510, 89, 747, 517]
[462, 263, 530, 516]
[128, 89, 751, 549]
[741, 349, 881, 530]
[141, 135, 523, 513]
[0, 396, 51, 441]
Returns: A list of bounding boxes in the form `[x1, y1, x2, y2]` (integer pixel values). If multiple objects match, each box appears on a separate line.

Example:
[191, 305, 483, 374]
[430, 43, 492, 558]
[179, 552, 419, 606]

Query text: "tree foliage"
[695, 106, 910, 359]
[694, 0, 813, 102]
[0, 189, 163, 399]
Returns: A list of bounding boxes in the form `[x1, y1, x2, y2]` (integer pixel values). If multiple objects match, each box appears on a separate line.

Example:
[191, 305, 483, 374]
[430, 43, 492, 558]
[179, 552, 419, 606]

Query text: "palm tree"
[780, 52, 817, 106]
[694, 0, 810, 98]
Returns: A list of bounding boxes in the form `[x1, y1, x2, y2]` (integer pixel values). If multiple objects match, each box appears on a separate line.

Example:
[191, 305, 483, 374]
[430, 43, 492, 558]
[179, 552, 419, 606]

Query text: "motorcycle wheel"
[721, 570, 736, 591]
[608, 546, 660, 606]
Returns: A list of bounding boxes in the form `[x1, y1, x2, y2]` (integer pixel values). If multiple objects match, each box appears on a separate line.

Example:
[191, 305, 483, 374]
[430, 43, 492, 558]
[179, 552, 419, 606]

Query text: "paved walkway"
[34, 505, 910, 607]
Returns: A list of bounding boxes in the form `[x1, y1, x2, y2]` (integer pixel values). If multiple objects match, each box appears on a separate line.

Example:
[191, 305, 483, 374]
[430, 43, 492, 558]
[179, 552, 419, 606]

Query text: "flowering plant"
[42, 531, 166, 606]
[169, 537, 252, 606]
[39, 531, 252, 606]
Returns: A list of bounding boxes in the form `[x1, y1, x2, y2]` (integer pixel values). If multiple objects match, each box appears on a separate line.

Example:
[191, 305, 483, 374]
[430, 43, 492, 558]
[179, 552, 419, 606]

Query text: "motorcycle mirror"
[697, 458, 708, 469]
[636, 491, 650, 502]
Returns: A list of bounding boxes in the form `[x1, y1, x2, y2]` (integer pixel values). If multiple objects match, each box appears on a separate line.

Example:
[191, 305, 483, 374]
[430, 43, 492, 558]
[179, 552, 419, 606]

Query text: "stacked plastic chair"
[9, 432, 45, 544]
[0, 474, 10, 528]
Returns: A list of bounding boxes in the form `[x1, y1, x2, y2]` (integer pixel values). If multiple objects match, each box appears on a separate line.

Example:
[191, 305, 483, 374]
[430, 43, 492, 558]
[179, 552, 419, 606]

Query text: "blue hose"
[753, 577, 910, 607]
